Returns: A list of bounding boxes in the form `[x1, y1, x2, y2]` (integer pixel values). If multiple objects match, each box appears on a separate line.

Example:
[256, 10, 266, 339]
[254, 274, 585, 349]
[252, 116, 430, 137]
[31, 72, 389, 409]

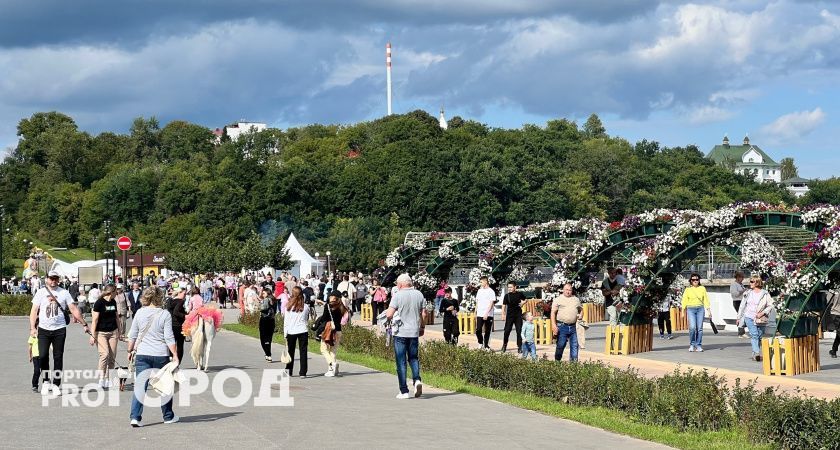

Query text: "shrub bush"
[0, 294, 32, 315]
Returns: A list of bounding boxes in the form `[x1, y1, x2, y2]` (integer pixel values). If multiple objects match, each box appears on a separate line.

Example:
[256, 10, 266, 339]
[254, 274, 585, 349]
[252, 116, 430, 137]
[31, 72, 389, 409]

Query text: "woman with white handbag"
[737, 276, 774, 362]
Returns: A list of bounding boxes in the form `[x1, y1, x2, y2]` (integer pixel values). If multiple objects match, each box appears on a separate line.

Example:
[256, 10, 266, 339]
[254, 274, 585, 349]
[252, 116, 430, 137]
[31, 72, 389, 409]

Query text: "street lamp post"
[325, 251, 331, 276]
[138, 243, 145, 283]
[314, 252, 320, 276]
[103, 220, 112, 281]
[92, 236, 98, 261]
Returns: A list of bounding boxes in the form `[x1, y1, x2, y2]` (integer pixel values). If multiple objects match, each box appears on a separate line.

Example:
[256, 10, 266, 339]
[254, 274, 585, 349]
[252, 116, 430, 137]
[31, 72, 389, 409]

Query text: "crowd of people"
[22, 260, 806, 425]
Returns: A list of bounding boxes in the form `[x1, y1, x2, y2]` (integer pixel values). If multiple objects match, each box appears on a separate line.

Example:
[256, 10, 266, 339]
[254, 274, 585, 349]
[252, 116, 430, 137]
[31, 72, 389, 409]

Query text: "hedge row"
[0, 294, 32, 315]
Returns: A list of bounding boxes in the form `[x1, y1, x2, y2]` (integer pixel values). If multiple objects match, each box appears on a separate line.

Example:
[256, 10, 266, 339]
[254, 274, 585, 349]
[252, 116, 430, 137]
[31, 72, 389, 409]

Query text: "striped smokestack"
[386, 42, 392, 116]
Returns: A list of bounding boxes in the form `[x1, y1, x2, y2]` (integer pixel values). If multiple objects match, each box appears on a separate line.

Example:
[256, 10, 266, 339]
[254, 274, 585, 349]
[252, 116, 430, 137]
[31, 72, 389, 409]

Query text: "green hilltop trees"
[0, 110, 802, 272]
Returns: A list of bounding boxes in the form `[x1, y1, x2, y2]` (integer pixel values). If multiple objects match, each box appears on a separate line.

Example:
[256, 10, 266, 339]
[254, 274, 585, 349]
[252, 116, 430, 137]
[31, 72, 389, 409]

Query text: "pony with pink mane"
[182, 306, 223, 371]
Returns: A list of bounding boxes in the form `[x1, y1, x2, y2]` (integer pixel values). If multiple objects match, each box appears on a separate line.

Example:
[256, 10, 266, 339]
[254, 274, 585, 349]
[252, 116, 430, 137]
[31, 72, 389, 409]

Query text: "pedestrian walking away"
[387, 273, 426, 399]
[127, 287, 179, 427]
[29, 270, 90, 393]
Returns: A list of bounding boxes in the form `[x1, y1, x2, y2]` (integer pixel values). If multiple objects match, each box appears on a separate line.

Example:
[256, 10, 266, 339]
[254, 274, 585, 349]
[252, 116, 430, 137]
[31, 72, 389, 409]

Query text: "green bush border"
[0, 294, 32, 316]
[225, 320, 781, 450]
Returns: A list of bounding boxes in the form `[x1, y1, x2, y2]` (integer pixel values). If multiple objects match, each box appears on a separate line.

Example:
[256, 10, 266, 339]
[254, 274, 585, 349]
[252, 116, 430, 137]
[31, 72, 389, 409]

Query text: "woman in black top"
[167, 289, 187, 361]
[438, 287, 460, 344]
[259, 288, 277, 361]
[90, 284, 120, 388]
[216, 283, 228, 308]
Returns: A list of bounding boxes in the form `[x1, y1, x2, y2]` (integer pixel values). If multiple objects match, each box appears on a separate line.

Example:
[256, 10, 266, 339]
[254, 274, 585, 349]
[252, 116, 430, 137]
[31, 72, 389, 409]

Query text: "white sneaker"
[413, 381, 423, 398]
[40, 383, 52, 395]
[164, 415, 180, 424]
[396, 392, 410, 399]
[695, 346, 704, 352]
[688, 346, 695, 352]
[324, 370, 335, 377]
[130, 419, 143, 428]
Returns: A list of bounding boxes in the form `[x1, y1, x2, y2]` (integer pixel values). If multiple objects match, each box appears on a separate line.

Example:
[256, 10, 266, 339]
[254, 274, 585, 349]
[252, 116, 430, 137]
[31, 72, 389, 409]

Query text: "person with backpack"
[28, 270, 89, 394]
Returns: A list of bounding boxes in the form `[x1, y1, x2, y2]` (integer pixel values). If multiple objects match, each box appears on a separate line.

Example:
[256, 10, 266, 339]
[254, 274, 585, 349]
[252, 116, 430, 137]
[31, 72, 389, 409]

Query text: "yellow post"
[361, 304, 373, 322]
[458, 312, 476, 335]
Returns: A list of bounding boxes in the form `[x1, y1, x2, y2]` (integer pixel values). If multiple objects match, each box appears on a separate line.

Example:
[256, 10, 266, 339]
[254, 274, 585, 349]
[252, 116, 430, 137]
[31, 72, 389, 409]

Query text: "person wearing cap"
[29, 270, 90, 393]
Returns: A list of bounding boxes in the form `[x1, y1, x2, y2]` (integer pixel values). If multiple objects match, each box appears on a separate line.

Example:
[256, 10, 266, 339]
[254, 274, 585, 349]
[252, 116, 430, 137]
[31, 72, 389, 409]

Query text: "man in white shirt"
[474, 276, 497, 350]
[29, 270, 89, 392]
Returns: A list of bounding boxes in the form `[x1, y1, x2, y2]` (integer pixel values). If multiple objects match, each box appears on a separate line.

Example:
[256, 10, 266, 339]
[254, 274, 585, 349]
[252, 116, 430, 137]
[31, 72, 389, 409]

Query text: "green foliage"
[801, 177, 840, 206]
[0, 110, 795, 272]
[779, 157, 798, 181]
[0, 294, 32, 315]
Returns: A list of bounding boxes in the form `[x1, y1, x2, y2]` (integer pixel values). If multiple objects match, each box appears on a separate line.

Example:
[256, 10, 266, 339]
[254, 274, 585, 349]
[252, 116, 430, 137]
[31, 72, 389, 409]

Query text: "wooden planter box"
[424, 312, 435, 326]
[533, 318, 555, 345]
[581, 303, 605, 323]
[762, 335, 820, 376]
[605, 324, 653, 355]
[669, 307, 688, 332]
[360, 304, 373, 322]
[523, 300, 542, 318]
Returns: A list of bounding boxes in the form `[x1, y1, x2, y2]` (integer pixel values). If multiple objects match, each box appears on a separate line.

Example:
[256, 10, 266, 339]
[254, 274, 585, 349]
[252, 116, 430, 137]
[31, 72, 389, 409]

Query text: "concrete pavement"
[0, 316, 670, 449]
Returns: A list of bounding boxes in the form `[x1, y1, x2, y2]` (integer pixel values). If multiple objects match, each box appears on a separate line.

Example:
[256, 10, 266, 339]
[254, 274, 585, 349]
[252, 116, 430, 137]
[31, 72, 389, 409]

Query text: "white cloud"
[759, 107, 826, 142]
[686, 105, 735, 125]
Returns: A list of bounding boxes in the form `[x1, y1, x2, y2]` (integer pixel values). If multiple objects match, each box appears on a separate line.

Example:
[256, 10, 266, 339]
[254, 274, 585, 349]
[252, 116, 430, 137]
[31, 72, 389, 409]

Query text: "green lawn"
[30, 238, 96, 263]
[223, 323, 769, 450]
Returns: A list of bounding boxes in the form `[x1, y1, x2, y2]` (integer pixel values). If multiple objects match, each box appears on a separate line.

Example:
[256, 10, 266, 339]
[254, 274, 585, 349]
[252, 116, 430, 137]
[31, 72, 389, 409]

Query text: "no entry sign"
[117, 236, 132, 251]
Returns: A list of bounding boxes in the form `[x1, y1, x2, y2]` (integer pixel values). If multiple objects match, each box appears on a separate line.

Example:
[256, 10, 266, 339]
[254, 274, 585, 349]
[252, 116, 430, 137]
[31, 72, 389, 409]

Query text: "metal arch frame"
[625, 211, 836, 335]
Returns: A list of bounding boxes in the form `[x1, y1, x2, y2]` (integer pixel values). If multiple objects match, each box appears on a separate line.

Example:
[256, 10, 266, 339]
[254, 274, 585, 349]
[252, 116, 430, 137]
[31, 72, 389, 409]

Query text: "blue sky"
[1, 0, 838, 178]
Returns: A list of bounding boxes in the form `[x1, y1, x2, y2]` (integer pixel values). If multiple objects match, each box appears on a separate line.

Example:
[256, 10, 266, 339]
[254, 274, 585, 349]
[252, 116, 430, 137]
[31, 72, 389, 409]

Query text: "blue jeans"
[745, 317, 764, 354]
[130, 355, 175, 422]
[554, 323, 578, 361]
[521, 342, 537, 360]
[434, 296, 443, 315]
[393, 336, 421, 394]
[686, 306, 705, 348]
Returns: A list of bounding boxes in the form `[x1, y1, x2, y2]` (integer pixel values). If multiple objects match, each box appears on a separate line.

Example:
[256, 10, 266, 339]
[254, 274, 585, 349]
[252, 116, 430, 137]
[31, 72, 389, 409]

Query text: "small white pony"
[190, 316, 216, 371]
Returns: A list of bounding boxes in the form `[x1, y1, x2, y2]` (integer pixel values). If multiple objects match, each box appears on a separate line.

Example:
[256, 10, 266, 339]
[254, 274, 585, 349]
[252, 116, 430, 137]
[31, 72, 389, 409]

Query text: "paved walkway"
[403, 312, 840, 399]
[0, 316, 668, 449]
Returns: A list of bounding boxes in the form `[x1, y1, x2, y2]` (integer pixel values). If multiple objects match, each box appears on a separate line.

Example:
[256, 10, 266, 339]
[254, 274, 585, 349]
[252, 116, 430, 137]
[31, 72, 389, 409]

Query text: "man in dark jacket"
[126, 282, 142, 316]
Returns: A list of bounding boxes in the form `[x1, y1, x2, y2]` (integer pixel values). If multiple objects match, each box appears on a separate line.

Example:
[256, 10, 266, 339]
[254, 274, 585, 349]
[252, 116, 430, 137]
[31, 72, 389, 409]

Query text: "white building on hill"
[225, 122, 267, 142]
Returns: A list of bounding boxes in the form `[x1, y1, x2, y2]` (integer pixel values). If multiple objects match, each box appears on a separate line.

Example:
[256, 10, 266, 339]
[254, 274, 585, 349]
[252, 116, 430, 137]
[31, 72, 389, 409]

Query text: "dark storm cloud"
[0, 0, 659, 48]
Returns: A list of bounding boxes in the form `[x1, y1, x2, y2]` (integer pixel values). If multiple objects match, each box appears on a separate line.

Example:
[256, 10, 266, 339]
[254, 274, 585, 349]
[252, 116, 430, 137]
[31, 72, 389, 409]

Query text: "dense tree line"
[2, 110, 821, 272]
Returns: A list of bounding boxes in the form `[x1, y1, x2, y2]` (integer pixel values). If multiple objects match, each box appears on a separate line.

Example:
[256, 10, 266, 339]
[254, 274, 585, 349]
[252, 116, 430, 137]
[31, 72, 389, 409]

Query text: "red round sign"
[117, 236, 132, 251]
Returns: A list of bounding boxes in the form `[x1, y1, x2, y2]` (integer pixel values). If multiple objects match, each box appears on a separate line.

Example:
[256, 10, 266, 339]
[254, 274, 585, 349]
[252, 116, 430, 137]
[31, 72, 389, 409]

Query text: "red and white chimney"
[386, 42, 392, 116]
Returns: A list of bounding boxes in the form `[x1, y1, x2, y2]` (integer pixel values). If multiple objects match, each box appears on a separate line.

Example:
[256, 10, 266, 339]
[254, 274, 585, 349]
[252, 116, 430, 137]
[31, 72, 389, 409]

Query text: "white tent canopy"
[282, 233, 322, 278]
[48, 259, 122, 280]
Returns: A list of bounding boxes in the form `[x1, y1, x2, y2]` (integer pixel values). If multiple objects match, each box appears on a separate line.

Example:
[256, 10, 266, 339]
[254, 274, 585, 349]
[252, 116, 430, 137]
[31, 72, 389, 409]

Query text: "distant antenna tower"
[386, 42, 393, 115]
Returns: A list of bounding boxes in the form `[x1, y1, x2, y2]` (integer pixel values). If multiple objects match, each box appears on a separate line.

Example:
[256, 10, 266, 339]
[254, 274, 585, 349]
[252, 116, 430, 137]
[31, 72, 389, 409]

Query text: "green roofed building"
[707, 135, 781, 183]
